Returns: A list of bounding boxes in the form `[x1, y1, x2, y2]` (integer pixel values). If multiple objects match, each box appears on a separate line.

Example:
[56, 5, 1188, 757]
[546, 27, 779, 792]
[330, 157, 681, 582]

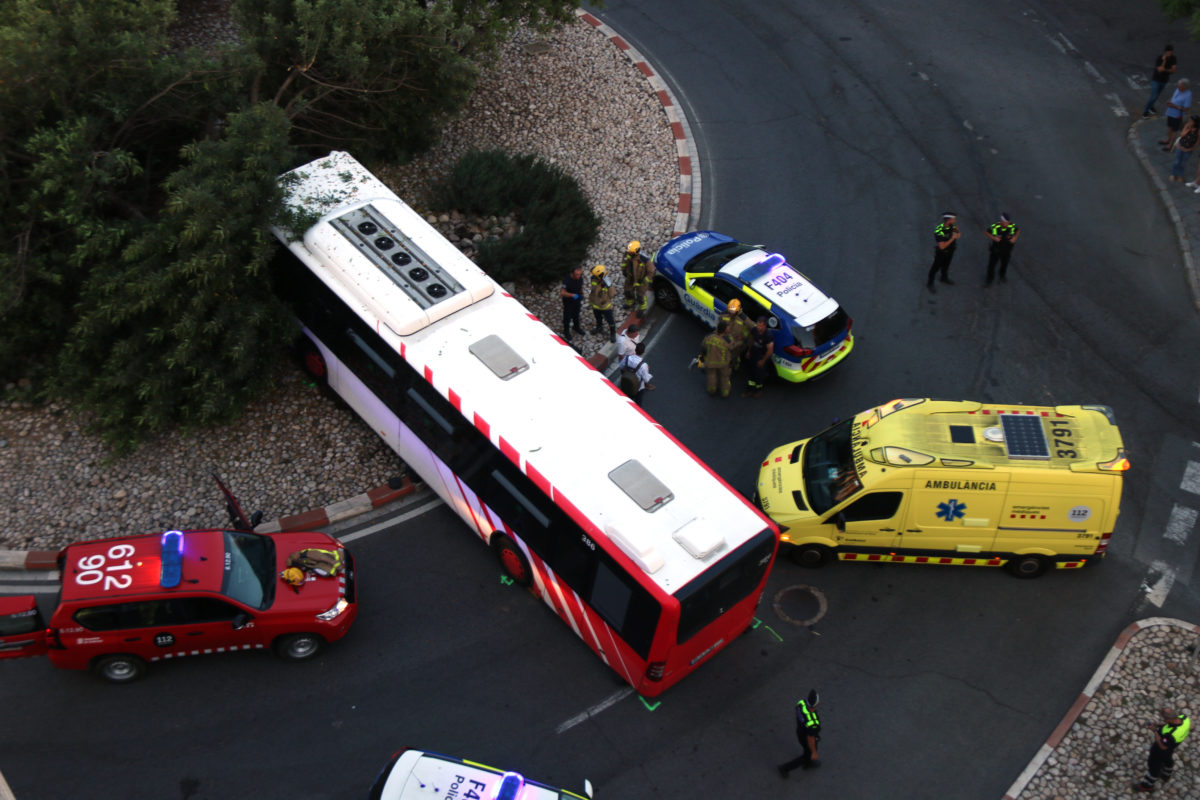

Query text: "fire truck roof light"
[160, 530, 183, 588]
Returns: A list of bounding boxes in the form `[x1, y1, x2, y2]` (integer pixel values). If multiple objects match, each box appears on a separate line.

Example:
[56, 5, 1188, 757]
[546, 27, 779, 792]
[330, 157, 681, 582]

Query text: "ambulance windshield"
[803, 418, 860, 515]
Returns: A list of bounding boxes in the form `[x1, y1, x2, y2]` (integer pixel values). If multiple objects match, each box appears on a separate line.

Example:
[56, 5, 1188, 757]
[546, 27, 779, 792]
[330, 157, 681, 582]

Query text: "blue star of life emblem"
[936, 499, 966, 521]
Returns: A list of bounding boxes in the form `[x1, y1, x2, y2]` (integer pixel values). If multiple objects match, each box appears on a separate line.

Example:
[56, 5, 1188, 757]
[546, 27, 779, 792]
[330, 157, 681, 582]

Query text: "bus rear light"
[645, 661, 666, 682]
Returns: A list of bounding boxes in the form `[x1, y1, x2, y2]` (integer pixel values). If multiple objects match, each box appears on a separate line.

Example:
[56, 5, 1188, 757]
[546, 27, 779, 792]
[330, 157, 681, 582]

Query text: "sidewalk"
[1006, 619, 1200, 799]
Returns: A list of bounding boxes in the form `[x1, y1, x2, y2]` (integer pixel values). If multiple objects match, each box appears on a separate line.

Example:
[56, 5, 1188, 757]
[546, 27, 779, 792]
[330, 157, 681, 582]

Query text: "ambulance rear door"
[0, 595, 48, 659]
[902, 472, 1010, 556]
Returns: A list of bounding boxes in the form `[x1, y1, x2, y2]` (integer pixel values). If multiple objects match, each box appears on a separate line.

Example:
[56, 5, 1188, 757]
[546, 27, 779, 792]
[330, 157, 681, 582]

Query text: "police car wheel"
[1006, 555, 1050, 579]
[653, 279, 681, 312]
[274, 632, 325, 661]
[494, 535, 533, 587]
[790, 544, 833, 568]
[93, 653, 147, 684]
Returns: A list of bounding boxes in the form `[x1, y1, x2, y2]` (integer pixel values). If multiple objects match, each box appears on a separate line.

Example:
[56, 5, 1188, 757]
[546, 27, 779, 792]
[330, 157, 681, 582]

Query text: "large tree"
[0, 0, 580, 450]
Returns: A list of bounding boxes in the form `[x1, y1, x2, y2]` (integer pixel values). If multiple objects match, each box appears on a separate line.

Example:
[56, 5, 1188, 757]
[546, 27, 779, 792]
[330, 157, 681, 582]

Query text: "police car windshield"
[221, 531, 275, 610]
[803, 418, 859, 515]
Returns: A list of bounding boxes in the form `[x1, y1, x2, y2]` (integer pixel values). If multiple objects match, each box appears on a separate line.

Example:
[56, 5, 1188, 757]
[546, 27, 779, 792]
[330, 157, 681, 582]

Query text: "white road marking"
[1057, 33, 1079, 53]
[1127, 75, 1147, 90]
[556, 687, 635, 733]
[1164, 504, 1198, 545]
[1105, 93, 1129, 117]
[337, 497, 445, 544]
[1045, 35, 1067, 55]
[1143, 561, 1177, 608]
[0, 584, 58, 594]
[1182, 461, 1200, 494]
[1082, 61, 1106, 84]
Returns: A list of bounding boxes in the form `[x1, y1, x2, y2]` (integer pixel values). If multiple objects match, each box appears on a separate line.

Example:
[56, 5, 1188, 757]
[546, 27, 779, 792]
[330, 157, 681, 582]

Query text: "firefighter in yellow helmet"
[699, 320, 734, 398]
[719, 298, 753, 368]
[589, 265, 617, 343]
[620, 240, 655, 315]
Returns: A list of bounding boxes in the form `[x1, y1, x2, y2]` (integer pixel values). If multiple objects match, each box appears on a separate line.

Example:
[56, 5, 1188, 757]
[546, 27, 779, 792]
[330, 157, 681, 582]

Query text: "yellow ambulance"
[755, 399, 1129, 577]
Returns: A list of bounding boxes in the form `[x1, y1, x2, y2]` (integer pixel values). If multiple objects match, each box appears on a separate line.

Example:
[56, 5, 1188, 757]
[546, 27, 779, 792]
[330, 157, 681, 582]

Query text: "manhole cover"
[773, 584, 828, 627]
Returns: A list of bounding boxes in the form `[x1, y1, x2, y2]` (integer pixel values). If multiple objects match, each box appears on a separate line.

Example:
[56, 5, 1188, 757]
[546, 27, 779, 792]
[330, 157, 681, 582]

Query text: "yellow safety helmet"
[592, 264, 607, 277]
[727, 298, 742, 314]
[627, 240, 641, 253]
[281, 567, 305, 586]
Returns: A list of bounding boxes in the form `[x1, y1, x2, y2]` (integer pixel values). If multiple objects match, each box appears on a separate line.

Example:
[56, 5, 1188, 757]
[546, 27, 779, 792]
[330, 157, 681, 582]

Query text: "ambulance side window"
[840, 492, 904, 522]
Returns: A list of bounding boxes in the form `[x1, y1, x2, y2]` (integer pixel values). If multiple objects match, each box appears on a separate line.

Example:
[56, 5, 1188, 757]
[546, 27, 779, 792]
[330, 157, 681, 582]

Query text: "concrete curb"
[0, 477, 418, 571]
[577, 8, 701, 374]
[1002, 617, 1200, 800]
[1126, 117, 1200, 315]
[578, 9, 700, 237]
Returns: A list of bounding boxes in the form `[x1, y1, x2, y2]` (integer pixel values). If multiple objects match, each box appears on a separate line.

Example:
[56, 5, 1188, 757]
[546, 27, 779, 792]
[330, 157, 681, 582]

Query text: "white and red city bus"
[271, 152, 778, 696]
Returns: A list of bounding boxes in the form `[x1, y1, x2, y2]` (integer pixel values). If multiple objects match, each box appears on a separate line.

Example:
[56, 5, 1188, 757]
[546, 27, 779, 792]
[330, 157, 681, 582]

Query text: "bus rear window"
[674, 529, 776, 644]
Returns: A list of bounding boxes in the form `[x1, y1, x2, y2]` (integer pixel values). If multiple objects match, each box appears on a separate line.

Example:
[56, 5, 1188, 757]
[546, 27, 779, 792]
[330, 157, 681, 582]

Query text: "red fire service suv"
[0, 528, 357, 682]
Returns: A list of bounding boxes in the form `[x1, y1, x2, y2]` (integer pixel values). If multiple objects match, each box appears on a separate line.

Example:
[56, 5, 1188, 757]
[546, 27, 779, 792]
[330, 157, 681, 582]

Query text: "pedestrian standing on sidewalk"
[984, 213, 1021, 286]
[1170, 116, 1200, 182]
[1135, 707, 1191, 792]
[778, 689, 822, 778]
[1161, 78, 1193, 151]
[1144, 45, 1178, 118]
[926, 212, 960, 293]
[560, 266, 584, 343]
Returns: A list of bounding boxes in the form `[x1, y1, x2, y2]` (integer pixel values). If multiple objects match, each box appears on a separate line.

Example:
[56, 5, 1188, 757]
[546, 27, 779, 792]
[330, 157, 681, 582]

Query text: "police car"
[652, 231, 854, 382]
[369, 748, 593, 800]
[0, 528, 357, 682]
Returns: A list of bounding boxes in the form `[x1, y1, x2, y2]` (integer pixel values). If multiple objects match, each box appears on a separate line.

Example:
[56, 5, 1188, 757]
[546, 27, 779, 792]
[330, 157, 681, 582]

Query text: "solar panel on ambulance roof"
[1000, 414, 1050, 459]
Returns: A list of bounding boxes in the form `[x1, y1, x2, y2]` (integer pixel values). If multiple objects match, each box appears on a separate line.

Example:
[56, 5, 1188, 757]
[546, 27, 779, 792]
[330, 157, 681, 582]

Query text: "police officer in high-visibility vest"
[984, 212, 1020, 286]
[778, 689, 821, 778]
[589, 264, 617, 343]
[699, 321, 733, 398]
[1136, 707, 1191, 792]
[926, 211, 960, 293]
[620, 240, 655, 315]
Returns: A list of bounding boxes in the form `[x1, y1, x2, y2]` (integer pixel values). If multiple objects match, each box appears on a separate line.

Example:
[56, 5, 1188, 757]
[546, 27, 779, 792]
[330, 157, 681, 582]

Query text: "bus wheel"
[495, 536, 533, 587]
[789, 543, 833, 568]
[1006, 554, 1050, 579]
[653, 278, 681, 312]
[298, 339, 327, 379]
[93, 653, 147, 684]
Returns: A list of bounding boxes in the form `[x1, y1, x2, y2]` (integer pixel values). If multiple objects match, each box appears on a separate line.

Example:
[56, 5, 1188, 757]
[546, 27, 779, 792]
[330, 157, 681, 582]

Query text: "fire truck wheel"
[789, 543, 833, 568]
[1006, 554, 1050, 578]
[93, 653, 147, 683]
[494, 535, 532, 587]
[274, 632, 326, 661]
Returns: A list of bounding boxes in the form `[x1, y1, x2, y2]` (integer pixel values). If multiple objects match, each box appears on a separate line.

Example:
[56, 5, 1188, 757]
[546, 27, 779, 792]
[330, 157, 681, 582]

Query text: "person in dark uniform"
[1143, 45, 1178, 118]
[984, 213, 1020, 286]
[778, 689, 821, 778]
[742, 316, 774, 398]
[926, 212, 960, 293]
[560, 266, 584, 343]
[1135, 707, 1191, 792]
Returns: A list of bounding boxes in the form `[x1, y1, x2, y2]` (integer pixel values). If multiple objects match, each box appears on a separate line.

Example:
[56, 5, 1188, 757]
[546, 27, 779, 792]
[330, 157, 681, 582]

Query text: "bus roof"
[277, 153, 772, 595]
[854, 399, 1127, 473]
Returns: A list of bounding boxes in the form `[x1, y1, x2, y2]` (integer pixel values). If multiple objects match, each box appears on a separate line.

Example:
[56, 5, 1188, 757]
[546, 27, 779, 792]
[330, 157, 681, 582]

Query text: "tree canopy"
[0, 0, 580, 450]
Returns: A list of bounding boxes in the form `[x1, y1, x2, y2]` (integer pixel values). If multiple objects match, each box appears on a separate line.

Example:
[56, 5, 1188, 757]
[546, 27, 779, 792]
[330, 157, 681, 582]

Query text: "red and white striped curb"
[0, 478, 417, 571]
[1002, 617, 1200, 800]
[578, 9, 699, 236]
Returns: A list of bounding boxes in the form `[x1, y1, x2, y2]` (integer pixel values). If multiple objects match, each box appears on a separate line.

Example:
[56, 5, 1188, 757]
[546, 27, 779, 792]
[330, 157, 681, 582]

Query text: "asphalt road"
[7, 1, 1200, 799]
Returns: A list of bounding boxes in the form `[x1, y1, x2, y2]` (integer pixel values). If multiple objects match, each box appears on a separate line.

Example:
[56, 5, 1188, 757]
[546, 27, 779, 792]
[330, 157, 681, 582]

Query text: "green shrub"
[431, 150, 599, 284]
